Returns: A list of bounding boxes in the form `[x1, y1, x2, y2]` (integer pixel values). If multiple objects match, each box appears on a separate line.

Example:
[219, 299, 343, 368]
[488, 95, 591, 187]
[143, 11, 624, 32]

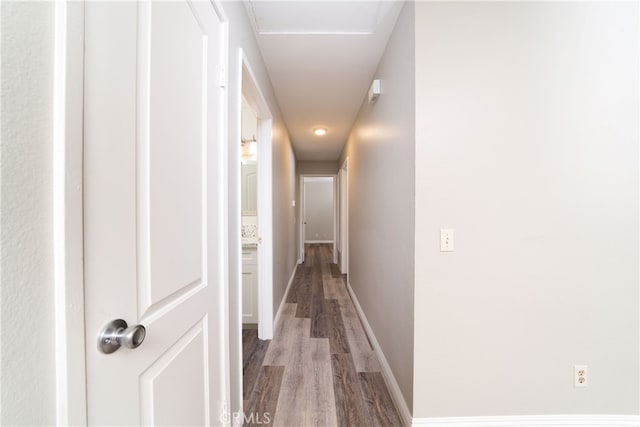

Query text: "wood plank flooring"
[243, 244, 402, 427]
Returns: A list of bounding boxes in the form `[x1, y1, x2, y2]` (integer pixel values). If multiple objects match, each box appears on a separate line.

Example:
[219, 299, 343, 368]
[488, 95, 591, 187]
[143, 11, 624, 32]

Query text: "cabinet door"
[242, 260, 258, 324]
[242, 248, 258, 324]
[241, 162, 257, 214]
[245, 169, 257, 212]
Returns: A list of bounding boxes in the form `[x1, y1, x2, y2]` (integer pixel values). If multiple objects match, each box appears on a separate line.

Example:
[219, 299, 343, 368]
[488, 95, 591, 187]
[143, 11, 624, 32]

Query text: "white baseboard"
[304, 240, 334, 244]
[345, 280, 413, 427]
[345, 285, 640, 427]
[412, 415, 640, 426]
[273, 263, 298, 329]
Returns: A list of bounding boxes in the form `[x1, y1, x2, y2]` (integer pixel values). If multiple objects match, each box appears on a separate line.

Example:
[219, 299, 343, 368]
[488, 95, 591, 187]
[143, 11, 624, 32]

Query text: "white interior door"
[84, 2, 227, 425]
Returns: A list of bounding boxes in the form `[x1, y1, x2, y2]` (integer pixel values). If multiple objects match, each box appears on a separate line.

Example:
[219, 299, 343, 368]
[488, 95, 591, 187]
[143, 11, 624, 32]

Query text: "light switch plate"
[440, 229, 454, 252]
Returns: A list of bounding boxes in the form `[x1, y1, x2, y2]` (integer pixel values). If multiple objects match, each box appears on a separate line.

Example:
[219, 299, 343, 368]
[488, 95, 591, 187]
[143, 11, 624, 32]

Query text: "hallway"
[243, 244, 402, 426]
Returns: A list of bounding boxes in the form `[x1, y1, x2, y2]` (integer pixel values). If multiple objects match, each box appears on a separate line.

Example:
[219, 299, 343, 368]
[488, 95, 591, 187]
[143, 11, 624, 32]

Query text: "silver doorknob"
[98, 319, 146, 354]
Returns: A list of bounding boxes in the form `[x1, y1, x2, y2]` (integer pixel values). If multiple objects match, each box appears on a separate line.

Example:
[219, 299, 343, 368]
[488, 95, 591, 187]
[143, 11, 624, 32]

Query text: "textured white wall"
[1, 2, 57, 425]
[338, 1, 415, 412]
[304, 179, 334, 242]
[414, 1, 639, 417]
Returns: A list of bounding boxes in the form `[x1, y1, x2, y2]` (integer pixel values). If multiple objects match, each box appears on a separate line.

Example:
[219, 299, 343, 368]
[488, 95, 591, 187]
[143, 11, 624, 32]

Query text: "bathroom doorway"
[239, 58, 274, 341]
[240, 96, 259, 327]
[229, 51, 275, 419]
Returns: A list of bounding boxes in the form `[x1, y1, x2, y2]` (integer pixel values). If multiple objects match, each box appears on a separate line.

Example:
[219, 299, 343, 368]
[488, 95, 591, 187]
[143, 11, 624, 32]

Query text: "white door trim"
[53, 1, 86, 424]
[339, 157, 349, 275]
[299, 175, 305, 262]
[257, 115, 274, 340]
[333, 176, 339, 264]
[238, 51, 274, 342]
[298, 174, 338, 263]
[213, 2, 231, 422]
[412, 415, 640, 426]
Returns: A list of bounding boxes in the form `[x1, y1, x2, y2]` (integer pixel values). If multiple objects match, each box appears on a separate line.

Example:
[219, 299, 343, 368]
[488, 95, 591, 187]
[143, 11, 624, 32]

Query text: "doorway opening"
[230, 49, 275, 421]
[299, 175, 337, 265]
[240, 96, 259, 328]
[239, 54, 274, 341]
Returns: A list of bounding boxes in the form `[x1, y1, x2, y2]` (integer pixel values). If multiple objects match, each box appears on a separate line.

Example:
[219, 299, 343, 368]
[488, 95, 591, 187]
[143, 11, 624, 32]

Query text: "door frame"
[339, 157, 349, 275]
[237, 51, 274, 341]
[228, 49, 274, 424]
[298, 174, 338, 264]
[53, 1, 86, 424]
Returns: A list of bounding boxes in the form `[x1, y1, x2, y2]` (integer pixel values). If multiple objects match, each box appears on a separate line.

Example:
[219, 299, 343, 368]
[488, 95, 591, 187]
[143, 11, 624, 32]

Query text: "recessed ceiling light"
[313, 128, 327, 136]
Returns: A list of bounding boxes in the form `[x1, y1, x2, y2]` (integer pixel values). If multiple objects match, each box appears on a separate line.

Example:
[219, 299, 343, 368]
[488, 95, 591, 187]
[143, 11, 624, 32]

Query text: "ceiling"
[244, 1, 403, 161]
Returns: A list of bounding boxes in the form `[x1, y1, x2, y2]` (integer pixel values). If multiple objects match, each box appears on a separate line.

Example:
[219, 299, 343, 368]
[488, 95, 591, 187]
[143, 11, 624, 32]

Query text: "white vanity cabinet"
[242, 246, 258, 324]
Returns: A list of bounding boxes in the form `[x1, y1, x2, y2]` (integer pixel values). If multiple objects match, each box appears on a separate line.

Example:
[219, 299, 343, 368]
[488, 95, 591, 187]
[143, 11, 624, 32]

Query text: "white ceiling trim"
[256, 31, 373, 35]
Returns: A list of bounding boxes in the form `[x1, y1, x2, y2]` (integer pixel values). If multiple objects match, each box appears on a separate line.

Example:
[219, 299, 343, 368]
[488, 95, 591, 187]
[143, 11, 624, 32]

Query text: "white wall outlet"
[574, 365, 588, 387]
[440, 229, 454, 252]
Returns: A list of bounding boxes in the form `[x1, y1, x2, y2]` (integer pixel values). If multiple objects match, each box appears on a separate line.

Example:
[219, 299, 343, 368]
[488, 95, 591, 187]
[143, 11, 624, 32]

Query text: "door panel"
[147, 1, 205, 307]
[245, 171, 257, 212]
[84, 1, 227, 425]
[241, 248, 258, 324]
[140, 317, 208, 426]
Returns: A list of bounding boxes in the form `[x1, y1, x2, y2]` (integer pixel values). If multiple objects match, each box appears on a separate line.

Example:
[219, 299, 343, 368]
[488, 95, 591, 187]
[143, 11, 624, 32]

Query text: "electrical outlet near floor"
[574, 365, 588, 387]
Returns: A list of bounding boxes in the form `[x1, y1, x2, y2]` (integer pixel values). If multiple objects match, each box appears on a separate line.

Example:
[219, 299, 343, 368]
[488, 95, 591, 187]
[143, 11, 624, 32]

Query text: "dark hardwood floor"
[242, 244, 403, 426]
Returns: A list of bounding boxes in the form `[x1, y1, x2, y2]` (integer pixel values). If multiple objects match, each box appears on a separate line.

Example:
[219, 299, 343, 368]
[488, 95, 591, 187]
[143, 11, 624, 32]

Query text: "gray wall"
[272, 135, 297, 316]
[304, 179, 334, 242]
[338, 1, 415, 412]
[223, 0, 298, 417]
[414, 1, 639, 417]
[1, 2, 57, 424]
